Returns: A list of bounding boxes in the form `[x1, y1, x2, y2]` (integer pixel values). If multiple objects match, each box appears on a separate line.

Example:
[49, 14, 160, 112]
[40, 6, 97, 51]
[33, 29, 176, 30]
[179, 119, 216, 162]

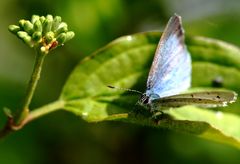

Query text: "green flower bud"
[39, 16, 45, 23]
[32, 31, 42, 42]
[19, 19, 25, 29]
[17, 31, 33, 47]
[45, 31, 55, 43]
[56, 33, 66, 45]
[55, 22, 68, 36]
[23, 36, 33, 47]
[31, 15, 40, 24]
[8, 25, 21, 34]
[46, 15, 53, 22]
[23, 20, 34, 35]
[42, 18, 52, 35]
[52, 16, 62, 31]
[3, 107, 13, 118]
[17, 31, 28, 39]
[33, 20, 42, 32]
[65, 31, 75, 42]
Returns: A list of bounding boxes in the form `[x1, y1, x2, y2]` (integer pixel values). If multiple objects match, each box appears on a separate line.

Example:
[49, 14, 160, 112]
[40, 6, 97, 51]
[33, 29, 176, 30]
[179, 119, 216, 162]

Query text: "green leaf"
[60, 32, 240, 148]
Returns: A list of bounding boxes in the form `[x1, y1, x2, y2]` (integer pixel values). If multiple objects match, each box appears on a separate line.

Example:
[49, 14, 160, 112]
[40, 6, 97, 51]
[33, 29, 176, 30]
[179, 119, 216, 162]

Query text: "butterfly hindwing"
[146, 14, 191, 99]
[151, 91, 237, 109]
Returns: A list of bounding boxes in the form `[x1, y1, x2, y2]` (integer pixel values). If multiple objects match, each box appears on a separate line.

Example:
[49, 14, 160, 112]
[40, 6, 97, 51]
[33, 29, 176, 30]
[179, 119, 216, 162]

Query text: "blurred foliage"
[1, 0, 240, 164]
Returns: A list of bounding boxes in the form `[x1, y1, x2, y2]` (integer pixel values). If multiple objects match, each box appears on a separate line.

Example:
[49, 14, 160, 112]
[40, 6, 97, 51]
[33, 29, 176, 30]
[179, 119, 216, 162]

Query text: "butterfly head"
[138, 92, 159, 107]
[138, 93, 150, 106]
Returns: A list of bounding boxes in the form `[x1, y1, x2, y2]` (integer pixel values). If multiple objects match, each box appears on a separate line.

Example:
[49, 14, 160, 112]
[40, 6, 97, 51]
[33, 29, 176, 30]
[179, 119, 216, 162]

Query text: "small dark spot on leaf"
[198, 99, 202, 101]
[212, 76, 223, 88]
[216, 96, 220, 99]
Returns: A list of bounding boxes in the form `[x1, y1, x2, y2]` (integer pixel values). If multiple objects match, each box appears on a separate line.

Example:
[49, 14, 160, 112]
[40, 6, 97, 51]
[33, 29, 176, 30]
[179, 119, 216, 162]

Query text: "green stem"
[16, 50, 46, 124]
[0, 100, 65, 138]
[23, 100, 65, 124]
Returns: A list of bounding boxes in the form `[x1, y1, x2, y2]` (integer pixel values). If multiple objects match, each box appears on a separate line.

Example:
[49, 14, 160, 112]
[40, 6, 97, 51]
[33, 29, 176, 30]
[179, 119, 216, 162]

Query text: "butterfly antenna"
[107, 85, 143, 95]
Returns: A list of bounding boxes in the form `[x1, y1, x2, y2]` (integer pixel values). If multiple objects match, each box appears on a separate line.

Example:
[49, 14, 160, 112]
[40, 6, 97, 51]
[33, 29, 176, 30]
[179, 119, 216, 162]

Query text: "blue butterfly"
[139, 14, 191, 105]
[109, 14, 237, 112]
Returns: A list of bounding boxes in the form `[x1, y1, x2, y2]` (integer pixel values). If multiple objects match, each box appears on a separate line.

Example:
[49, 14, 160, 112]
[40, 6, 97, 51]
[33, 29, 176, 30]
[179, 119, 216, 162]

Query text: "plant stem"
[23, 100, 65, 124]
[0, 118, 14, 138]
[16, 50, 46, 125]
[0, 100, 65, 138]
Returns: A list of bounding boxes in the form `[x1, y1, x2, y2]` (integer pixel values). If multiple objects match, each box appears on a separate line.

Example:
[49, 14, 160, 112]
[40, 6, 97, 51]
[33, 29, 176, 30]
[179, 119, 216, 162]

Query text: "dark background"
[1, 0, 240, 163]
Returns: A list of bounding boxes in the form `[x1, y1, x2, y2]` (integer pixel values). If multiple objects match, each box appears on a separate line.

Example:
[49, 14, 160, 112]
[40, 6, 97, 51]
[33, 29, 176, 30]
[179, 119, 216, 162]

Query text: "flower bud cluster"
[9, 15, 75, 54]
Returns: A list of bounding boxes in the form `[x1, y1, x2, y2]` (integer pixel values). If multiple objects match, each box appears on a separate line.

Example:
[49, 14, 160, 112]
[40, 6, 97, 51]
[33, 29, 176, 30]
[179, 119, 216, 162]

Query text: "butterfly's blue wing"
[146, 14, 191, 99]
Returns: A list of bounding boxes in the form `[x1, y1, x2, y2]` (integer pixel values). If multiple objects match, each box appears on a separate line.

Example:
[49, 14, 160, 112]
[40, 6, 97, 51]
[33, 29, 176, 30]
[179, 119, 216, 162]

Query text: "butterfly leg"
[152, 110, 162, 117]
[150, 109, 164, 124]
